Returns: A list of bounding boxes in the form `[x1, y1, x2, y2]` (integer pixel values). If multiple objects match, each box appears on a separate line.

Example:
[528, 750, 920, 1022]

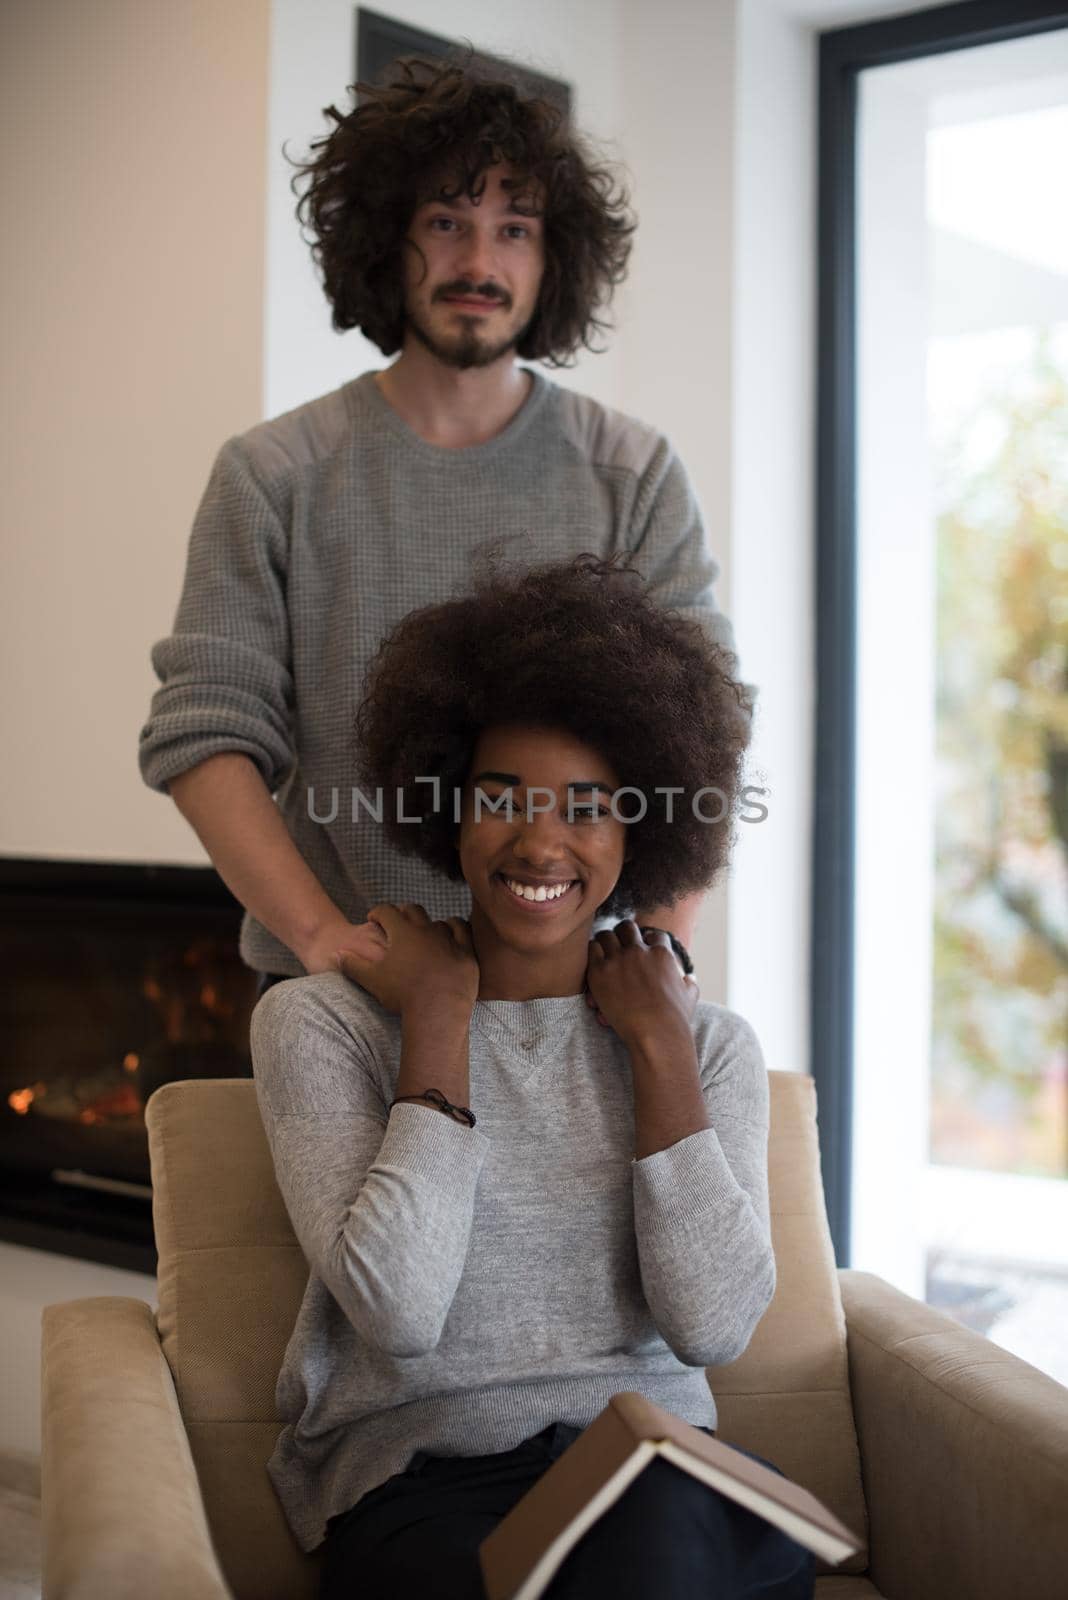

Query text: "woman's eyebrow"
[471, 771, 606, 791]
[472, 770, 520, 785]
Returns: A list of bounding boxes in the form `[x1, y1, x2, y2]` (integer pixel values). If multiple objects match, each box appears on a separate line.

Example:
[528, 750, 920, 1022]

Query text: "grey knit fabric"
[139, 371, 744, 975]
[249, 971, 775, 1552]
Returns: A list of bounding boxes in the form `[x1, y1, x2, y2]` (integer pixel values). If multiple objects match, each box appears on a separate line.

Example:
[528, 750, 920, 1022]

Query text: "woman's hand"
[585, 921, 699, 1045]
[335, 903, 479, 1021]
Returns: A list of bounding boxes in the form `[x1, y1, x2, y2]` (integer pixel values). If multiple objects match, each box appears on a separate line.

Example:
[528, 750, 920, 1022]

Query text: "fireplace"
[0, 858, 259, 1272]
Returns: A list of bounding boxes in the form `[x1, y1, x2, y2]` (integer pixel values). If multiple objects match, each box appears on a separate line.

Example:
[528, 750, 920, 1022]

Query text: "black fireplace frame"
[0, 857, 250, 1275]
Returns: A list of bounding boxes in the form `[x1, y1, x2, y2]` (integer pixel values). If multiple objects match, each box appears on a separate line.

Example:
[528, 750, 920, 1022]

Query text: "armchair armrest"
[840, 1268, 1068, 1600]
[41, 1296, 233, 1600]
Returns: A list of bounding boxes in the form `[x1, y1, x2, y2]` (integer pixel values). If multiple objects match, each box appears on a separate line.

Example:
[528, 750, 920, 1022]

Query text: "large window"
[816, 1, 1068, 1384]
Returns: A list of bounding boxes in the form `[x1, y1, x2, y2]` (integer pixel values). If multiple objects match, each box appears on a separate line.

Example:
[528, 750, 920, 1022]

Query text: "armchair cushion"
[148, 1079, 321, 1600]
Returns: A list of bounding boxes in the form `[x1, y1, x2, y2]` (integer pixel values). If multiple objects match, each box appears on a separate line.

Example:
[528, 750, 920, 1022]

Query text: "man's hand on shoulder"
[299, 915, 389, 977]
[335, 904, 479, 1022]
[585, 920, 699, 1045]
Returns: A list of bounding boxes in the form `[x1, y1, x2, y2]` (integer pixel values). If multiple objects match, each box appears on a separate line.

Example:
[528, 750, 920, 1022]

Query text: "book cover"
[479, 1392, 863, 1600]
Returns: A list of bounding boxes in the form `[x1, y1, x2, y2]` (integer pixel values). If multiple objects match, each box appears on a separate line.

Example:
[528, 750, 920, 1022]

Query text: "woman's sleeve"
[250, 980, 490, 1358]
[630, 1010, 775, 1368]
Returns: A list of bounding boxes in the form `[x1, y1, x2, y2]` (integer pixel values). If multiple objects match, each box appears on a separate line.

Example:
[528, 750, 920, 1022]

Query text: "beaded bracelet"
[390, 1088, 477, 1128]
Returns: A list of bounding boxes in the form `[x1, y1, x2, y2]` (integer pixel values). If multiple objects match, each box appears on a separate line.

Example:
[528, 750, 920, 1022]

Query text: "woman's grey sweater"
[249, 972, 775, 1552]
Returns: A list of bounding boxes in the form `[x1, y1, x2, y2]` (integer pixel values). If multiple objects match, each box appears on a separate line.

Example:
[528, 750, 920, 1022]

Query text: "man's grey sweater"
[138, 371, 744, 975]
[249, 972, 775, 1552]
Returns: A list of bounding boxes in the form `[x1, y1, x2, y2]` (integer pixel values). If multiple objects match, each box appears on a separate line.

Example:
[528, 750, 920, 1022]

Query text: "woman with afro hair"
[249, 557, 811, 1600]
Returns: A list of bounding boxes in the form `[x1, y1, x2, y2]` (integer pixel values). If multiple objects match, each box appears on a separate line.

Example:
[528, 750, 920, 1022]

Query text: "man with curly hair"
[249, 557, 809, 1598]
[138, 55, 750, 993]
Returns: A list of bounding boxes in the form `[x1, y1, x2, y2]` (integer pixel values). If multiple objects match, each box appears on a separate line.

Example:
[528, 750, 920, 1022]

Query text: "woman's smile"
[494, 872, 582, 910]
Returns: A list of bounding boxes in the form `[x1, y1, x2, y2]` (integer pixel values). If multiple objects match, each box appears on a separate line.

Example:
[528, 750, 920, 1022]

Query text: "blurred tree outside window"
[931, 326, 1068, 1178]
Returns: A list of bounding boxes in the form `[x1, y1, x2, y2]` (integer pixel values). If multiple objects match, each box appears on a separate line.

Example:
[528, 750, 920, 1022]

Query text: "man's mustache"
[434, 281, 511, 308]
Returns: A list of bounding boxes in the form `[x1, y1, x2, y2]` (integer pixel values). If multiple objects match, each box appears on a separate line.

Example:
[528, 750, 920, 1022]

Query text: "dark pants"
[319, 1422, 815, 1600]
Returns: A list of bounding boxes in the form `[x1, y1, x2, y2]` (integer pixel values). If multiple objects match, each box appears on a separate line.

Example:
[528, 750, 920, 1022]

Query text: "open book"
[478, 1392, 863, 1600]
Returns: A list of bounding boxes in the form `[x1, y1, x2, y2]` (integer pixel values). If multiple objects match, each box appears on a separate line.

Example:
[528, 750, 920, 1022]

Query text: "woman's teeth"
[502, 877, 574, 903]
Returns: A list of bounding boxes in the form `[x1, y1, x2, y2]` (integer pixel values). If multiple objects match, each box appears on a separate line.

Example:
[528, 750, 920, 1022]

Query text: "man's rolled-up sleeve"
[138, 437, 296, 795]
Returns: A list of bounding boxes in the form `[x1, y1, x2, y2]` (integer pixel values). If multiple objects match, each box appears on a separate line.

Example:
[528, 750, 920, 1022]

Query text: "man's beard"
[406, 303, 527, 371]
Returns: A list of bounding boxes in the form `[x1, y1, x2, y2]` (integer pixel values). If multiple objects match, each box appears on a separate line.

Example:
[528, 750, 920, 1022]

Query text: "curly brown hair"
[285, 53, 635, 366]
[354, 556, 753, 918]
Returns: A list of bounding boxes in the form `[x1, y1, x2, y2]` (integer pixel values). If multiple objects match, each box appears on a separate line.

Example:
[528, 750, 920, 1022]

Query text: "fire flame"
[8, 1082, 46, 1115]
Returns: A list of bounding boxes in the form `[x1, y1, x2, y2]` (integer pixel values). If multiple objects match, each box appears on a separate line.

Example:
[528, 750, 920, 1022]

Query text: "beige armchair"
[41, 1073, 1068, 1599]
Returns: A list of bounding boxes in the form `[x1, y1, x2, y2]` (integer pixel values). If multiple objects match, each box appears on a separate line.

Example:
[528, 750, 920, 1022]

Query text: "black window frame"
[814, 0, 1068, 1263]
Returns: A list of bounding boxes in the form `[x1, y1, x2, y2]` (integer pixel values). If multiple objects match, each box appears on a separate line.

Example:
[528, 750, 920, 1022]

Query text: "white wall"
[727, 0, 816, 1075]
[1, 0, 270, 869]
[0, 0, 267, 1460]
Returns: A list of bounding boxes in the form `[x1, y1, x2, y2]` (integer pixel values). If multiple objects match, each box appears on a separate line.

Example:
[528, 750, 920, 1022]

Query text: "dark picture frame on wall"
[355, 6, 571, 115]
